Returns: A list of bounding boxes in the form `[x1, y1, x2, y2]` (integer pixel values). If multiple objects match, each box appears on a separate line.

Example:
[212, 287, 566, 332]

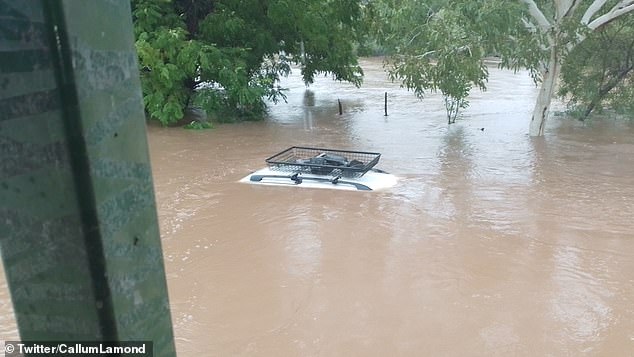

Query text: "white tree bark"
[581, 0, 610, 24]
[556, 0, 577, 18]
[529, 46, 560, 136]
[520, 0, 552, 30]
[588, 1, 634, 29]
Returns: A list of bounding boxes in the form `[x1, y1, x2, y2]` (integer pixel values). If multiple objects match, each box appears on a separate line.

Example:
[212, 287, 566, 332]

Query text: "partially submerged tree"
[521, 0, 634, 135]
[383, 4, 492, 124]
[132, 0, 364, 125]
[369, 0, 540, 124]
[369, 0, 634, 135]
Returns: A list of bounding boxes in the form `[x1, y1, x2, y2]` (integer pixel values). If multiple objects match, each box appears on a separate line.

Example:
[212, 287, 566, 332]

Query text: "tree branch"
[521, 18, 538, 31]
[588, 2, 634, 30]
[415, 50, 436, 59]
[617, 0, 634, 9]
[564, 0, 582, 18]
[407, 31, 423, 46]
[519, 0, 551, 30]
[556, 0, 575, 19]
[582, 0, 609, 24]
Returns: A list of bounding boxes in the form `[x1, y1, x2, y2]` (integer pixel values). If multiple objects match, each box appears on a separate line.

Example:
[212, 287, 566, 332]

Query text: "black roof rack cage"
[265, 146, 381, 178]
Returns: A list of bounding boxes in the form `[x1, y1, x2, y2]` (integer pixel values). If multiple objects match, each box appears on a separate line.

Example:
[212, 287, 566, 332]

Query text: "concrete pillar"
[0, 0, 175, 354]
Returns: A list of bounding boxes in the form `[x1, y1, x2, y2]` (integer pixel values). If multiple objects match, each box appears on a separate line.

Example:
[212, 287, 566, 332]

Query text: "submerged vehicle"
[240, 146, 398, 191]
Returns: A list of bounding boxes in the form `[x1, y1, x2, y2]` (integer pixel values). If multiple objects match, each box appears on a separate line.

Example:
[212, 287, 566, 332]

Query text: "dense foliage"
[559, 15, 634, 119]
[366, 0, 540, 123]
[365, 0, 634, 130]
[132, 0, 364, 125]
[132, 0, 634, 129]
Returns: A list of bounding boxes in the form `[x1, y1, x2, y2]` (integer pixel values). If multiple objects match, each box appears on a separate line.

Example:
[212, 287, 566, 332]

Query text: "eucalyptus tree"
[521, 0, 634, 135]
[132, 0, 364, 125]
[369, 0, 634, 135]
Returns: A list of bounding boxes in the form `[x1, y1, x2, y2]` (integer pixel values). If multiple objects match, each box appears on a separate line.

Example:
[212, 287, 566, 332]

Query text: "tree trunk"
[529, 47, 561, 136]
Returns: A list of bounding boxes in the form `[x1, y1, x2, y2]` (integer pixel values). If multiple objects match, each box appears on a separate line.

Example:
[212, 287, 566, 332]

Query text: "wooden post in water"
[384, 92, 388, 116]
[0, 1, 175, 354]
[338, 99, 343, 115]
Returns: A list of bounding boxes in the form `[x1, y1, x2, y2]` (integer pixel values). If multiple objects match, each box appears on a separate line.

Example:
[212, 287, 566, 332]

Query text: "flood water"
[2, 57, 634, 355]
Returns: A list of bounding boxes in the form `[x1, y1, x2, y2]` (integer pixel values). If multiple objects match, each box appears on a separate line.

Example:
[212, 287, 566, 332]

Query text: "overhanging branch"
[519, 0, 551, 31]
[556, 0, 575, 18]
[588, 2, 634, 29]
[565, 0, 582, 18]
[582, 0, 609, 24]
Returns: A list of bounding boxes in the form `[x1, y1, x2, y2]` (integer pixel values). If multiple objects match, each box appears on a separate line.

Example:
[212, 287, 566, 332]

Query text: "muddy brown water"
[2, 58, 634, 355]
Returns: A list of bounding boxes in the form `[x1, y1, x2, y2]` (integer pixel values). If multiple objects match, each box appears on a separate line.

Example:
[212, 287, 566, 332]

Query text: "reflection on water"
[1, 58, 634, 355]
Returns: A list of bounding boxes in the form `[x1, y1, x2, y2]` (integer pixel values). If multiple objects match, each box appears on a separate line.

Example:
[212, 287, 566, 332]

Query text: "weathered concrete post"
[0, 0, 175, 354]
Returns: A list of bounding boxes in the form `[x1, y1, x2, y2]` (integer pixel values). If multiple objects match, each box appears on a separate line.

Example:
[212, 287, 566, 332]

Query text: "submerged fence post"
[0, 0, 175, 354]
[384, 92, 388, 116]
[338, 99, 343, 115]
